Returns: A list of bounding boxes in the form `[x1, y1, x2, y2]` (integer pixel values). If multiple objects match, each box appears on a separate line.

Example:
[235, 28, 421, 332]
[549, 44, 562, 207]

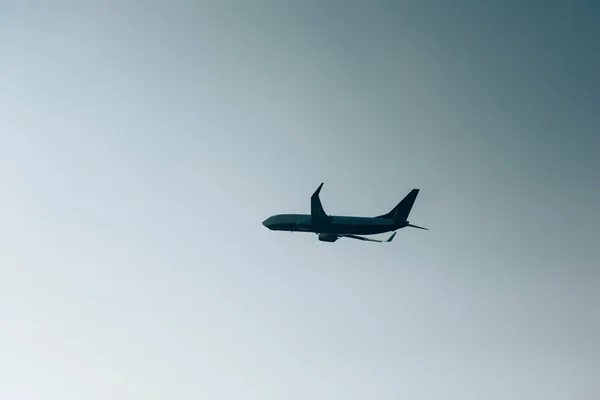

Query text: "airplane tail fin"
[377, 189, 420, 223]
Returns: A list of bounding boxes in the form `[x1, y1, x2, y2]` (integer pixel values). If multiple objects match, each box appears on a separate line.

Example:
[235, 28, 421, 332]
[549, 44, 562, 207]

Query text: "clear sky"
[1, 1, 598, 399]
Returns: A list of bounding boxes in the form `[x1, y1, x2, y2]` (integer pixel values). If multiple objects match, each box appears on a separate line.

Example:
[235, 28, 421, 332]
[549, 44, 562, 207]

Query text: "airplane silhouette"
[262, 183, 427, 243]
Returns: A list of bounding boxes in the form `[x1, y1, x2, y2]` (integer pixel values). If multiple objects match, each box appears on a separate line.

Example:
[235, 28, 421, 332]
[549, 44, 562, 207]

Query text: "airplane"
[262, 183, 427, 243]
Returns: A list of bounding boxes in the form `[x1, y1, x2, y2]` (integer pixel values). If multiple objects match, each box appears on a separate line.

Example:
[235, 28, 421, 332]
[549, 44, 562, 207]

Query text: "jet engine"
[318, 233, 338, 242]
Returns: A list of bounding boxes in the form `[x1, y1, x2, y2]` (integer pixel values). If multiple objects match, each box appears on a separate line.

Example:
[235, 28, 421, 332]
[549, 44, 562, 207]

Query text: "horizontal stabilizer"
[407, 223, 428, 230]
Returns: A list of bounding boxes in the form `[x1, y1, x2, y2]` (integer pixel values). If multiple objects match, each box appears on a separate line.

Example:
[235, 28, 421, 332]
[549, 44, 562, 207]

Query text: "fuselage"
[262, 213, 407, 235]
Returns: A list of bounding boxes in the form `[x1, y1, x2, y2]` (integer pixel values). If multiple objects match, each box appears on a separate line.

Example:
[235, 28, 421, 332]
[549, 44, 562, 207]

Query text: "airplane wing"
[340, 232, 396, 243]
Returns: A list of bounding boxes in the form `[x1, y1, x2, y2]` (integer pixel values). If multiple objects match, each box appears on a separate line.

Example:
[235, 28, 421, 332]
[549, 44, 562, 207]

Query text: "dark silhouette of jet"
[262, 183, 427, 243]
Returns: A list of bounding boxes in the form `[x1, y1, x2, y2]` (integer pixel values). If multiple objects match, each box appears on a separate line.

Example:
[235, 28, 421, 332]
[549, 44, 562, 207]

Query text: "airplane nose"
[263, 217, 274, 230]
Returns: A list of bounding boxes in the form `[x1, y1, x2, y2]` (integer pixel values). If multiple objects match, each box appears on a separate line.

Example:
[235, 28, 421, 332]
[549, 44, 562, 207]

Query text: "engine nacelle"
[318, 233, 338, 242]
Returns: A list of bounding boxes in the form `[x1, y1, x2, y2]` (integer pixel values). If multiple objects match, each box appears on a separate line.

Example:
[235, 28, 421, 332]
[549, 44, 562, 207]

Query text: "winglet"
[311, 182, 328, 224]
[386, 232, 397, 242]
[312, 182, 324, 197]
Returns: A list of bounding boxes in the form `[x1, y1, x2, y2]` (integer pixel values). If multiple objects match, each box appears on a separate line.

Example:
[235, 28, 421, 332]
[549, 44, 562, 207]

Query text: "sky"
[1, 1, 599, 399]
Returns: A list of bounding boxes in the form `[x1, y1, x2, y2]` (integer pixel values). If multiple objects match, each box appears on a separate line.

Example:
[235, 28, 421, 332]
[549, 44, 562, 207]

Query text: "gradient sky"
[1, 2, 599, 399]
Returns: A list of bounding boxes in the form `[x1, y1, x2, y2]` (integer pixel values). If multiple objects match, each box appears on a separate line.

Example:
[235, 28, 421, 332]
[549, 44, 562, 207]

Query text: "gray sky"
[1, 1, 599, 399]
